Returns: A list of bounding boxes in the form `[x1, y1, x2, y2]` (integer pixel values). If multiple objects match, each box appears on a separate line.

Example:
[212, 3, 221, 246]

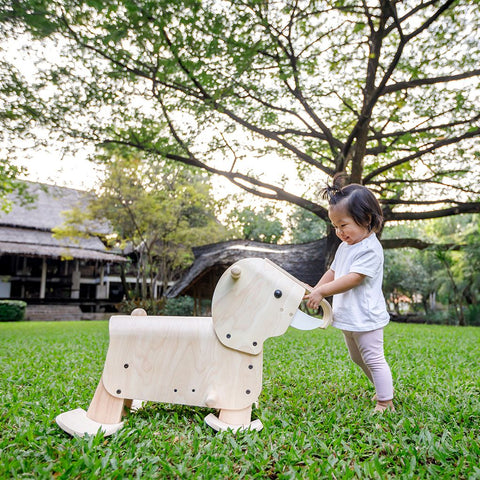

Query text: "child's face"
[328, 202, 371, 245]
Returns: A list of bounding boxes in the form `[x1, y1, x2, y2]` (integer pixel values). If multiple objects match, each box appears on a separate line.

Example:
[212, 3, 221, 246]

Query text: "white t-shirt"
[330, 234, 390, 332]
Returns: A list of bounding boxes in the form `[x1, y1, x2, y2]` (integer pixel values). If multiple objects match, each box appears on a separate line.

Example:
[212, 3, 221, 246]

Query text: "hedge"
[0, 300, 27, 322]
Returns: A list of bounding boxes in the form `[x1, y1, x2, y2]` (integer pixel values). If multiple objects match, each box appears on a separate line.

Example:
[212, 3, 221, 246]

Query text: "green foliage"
[0, 321, 479, 478]
[287, 206, 326, 243]
[0, 163, 31, 212]
[162, 296, 195, 316]
[383, 248, 441, 315]
[116, 295, 195, 316]
[0, 300, 26, 321]
[466, 304, 480, 326]
[383, 216, 480, 325]
[54, 152, 231, 298]
[227, 205, 284, 244]
[1, 0, 479, 261]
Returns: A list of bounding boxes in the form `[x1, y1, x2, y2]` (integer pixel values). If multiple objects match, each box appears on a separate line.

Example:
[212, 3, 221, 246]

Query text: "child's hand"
[304, 288, 324, 310]
[302, 285, 314, 300]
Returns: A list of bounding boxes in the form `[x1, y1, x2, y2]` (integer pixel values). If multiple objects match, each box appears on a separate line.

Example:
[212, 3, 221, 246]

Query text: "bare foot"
[374, 400, 395, 412]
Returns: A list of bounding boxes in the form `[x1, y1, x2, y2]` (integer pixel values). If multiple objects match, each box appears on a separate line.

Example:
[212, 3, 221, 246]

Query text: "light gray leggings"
[342, 328, 394, 401]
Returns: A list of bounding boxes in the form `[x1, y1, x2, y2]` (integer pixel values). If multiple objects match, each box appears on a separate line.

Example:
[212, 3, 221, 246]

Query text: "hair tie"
[321, 184, 343, 202]
[321, 172, 350, 203]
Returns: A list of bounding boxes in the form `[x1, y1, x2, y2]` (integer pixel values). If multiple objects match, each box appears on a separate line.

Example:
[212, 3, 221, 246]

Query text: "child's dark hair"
[322, 180, 384, 233]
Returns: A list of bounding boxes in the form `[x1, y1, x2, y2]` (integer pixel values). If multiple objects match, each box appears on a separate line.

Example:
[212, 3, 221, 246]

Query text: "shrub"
[424, 309, 461, 325]
[162, 296, 195, 316]
[116, 296, 195, 316]
[466, 304, 480, 326]
[0, 300, 27, 322]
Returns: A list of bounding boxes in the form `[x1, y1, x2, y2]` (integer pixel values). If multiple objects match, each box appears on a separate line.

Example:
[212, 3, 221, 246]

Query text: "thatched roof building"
[167, 238, 327, 303]
[0, 182, 124, 262]
[0, 182, 126, 317]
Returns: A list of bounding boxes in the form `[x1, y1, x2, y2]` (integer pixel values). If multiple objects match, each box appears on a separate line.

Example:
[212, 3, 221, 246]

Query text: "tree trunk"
[324, 227, 341, 272]
[120, 264, 131, 300]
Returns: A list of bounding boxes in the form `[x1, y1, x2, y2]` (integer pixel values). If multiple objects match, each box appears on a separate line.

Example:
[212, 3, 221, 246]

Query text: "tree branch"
[385, 203, 480, 222]
[381, 238, 463, 251]
[380, 198, 471, 206]
[342, 0, 457, 173]
[363, 127, 480, 183]
[382, 69, 480, 95]
[367, 112, 480, 142]
[372, 178, 477, 195]
[159, 27, 336, 177]
[256, 4, 339, 158]
[99, 139, 330, 221]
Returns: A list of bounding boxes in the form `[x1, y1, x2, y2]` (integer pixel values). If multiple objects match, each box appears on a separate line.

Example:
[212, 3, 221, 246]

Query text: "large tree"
[1, 0, 479, 268]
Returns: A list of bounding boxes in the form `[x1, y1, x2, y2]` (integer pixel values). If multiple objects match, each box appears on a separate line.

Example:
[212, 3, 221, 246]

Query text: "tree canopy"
[382, 214, 480, 325]
[227, 205, 285, 243]
[54, 154, 230, 298]
[1, 0, 479, 265]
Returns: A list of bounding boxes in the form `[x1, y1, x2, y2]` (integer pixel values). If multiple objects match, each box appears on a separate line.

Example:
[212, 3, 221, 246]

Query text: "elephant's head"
[212, 258, 331, 355]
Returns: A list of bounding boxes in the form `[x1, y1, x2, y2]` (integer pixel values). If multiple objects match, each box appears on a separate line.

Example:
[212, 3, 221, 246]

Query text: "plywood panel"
[212, 258, 305, 354]
[102, 315, 263, 411]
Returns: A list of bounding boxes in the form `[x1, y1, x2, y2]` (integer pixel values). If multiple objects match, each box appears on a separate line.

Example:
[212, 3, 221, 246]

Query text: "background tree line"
[52, 149, 479, 325]
[1, 0, 479, 268]
[1, 0, 479, 323]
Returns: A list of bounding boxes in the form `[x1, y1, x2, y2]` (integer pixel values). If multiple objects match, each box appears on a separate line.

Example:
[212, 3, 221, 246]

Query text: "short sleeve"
[349, 248, 382, 278]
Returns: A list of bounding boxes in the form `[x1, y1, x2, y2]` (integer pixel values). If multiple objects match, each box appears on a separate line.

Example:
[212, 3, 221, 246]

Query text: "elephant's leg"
[56, 376, 127, 437]
[218, 405, 252, 426]
[124, 398, 144, 412]
[86, 375, 127, 424]
[205, 405, 263, 432]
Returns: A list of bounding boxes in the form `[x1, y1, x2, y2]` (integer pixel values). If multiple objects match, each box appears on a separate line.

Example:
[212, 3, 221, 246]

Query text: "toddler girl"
[305, 183, 394, 412]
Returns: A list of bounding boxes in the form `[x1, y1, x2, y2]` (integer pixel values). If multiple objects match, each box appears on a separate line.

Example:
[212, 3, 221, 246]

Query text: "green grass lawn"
[1, 320, 479, 479]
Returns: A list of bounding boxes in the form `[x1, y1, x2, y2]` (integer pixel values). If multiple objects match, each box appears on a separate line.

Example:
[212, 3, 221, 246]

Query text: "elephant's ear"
[212, 258, 305, 354]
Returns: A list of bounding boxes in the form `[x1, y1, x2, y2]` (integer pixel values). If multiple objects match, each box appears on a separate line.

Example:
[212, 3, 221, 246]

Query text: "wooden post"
[71, 260, 80, 299]
[39, 257, 47, 299]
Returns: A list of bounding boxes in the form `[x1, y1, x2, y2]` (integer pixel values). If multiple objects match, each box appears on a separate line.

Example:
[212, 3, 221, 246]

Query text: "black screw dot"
[192, 389, 196, 392]
[174, 388, 178, 392]
[274, 289, 282, 298]
[248, 365, 253, 370]
[246, 389, 251, 395]
[124, 364, 129, 369]
[116, 389, 121, 394]
[226, 333, 231, 339]
[253, 341, 258, 346]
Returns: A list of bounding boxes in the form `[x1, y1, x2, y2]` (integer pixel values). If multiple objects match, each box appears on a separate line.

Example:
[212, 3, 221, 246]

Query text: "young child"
[305, 182, 394, 412]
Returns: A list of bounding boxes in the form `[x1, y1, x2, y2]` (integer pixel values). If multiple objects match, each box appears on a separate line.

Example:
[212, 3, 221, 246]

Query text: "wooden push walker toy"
[56, 258, 332, 436]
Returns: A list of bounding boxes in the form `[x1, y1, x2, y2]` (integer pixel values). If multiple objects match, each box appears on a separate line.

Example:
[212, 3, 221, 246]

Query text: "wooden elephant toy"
[56, 258, 332, 437]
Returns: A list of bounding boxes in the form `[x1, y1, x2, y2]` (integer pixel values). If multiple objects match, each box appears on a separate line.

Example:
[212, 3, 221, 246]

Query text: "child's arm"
[303, 268, 335, 297]
[315, 268, 335, 287]
[304, 271, 365, 310]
